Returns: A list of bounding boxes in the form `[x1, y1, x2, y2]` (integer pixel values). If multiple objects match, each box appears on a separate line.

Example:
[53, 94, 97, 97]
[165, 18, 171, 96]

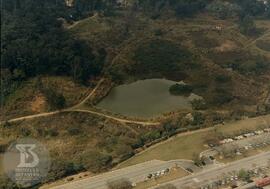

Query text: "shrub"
[238, 169, 251, 182]
[141, 130, 161, 143]
[134, 40, 193, 77]
[21, 128, 31, 136]
[45, 160, 84, 183]
[67, 128, 81, 136]
[169, 84, 193, 96]
[175, 0, 208, 18]
[239, 15, 257, 36]
[107, 178, 133, 189]
[47, 128, 59, 137]
[191, 112, 205, 125]
[80, 150, 112, 172]
[215, 74, 231, 83]
[206, 1, 240, 19]
[191, 99, 207, 110]
[42, 87, 66, 110]
[211, 88, 233, 105]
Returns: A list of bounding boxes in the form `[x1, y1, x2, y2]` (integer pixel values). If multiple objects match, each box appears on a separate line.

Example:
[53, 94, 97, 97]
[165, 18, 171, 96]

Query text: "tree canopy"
[1, 0, 106, 103]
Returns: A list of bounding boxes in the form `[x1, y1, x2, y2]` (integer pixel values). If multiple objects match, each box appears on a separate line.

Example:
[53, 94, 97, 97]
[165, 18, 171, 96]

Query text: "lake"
[97, 79, 201, 118]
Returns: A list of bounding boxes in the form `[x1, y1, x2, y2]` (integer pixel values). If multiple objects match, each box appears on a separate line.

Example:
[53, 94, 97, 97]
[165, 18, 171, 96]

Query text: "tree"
[191, 99, 207, 110]
[206, 1, 241, 19]
[1, 0, 104, 105]
[169, 84, 193, 96]
[80, 150, 112, 172]
[191, 112, 205, 125]
[238, 169, 251, 182]
[175, 0, 208, 18]
[42, 87, 66, 110]
[239, 15, 256, 35]
[236, 0, 267, 17]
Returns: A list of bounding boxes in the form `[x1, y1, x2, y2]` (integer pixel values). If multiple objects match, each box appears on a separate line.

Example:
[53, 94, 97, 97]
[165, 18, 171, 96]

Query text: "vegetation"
[169, 84, 193, 96]
[215, 74, 231, 83]
[239, 15, 257, 36]
[138, 0, 209, 18]
[207, 1, 240, 19]
[1, 111, 206, 185]
[191, 99, 207, 110]
[1, 0, 105, 104]
[211, 88, 233, 105]
[107, 178, 133, 189]
[238, 169, 252, 182]
[133, 39, 194, 80]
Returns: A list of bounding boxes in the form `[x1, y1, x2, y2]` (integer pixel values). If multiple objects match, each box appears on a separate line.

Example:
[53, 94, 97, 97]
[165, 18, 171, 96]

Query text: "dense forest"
[1, 0, 107, 105]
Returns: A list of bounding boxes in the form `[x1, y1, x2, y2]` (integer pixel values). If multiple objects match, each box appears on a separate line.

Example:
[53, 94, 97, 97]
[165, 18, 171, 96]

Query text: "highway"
[152, 151, 270, 189]
[48, 151, 270, 189]
[48, 160, 193, 189]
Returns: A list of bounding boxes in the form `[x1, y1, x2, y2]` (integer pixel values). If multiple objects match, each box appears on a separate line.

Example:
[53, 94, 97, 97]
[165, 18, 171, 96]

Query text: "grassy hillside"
[71, 13, 270, 112]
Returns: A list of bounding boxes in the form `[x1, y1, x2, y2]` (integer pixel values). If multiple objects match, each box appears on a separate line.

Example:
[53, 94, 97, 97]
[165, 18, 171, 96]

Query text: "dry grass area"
[1, 76, 89, 119]
[119, 114, 270, 168]
[40, 76, 89, 107]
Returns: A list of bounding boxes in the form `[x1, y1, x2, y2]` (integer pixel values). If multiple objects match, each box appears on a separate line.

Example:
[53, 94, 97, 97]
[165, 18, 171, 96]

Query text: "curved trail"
[0, 78, 160, 126]
[72, 78, 105, 108]
[69, 109, 159, 126]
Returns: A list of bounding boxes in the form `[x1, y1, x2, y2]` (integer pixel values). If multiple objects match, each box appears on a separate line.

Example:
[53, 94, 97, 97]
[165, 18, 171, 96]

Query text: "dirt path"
[0, 78, 160, 126]
[244, 29, 270, 49]
[68, 109, 160, 126]
[71, 78, 105, 109]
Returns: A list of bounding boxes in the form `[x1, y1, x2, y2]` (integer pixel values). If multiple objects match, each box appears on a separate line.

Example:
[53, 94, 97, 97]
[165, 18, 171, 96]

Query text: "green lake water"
[97, 79, 201, 118]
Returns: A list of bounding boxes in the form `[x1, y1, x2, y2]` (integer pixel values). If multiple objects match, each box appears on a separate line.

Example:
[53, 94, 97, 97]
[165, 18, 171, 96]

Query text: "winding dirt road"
[0, 78, 160, 126]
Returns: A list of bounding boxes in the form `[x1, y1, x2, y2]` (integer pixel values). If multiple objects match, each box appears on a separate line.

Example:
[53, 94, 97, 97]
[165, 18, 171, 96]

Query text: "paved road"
[48, 160, 194, 189]
[153, 151, 270, 189]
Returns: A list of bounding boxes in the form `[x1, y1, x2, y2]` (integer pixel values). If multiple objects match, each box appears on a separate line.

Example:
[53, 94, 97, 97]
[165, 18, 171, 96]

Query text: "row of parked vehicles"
[146, 168, 170, 180]
[219, 127, 270, 145]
